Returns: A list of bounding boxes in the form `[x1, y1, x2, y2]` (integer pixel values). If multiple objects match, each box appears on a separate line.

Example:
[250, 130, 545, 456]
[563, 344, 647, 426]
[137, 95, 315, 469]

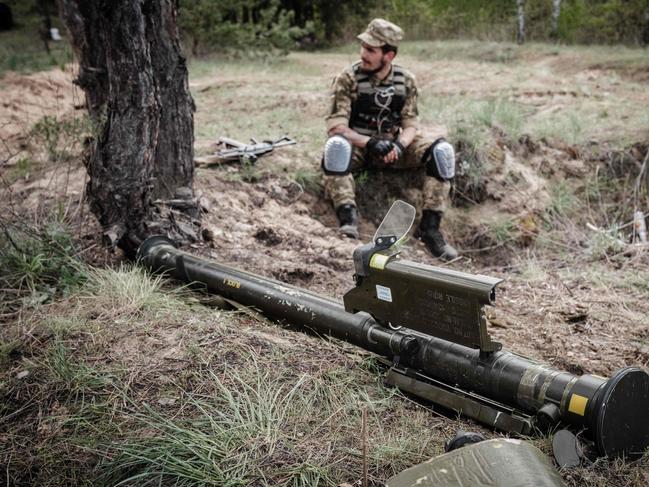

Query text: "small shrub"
[452, 139, 489, 206]
[219, 158, 264, 183]
[0, 213, 86, 311]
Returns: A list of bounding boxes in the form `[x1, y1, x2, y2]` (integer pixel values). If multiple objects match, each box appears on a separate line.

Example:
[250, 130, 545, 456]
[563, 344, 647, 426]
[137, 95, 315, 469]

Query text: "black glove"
[392, 139, 405, 159]
[366, 137, 393, 158]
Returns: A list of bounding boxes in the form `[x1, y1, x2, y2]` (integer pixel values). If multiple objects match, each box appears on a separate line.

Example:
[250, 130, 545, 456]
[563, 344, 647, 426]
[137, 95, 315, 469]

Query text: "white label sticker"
[376, 285, 393, 303]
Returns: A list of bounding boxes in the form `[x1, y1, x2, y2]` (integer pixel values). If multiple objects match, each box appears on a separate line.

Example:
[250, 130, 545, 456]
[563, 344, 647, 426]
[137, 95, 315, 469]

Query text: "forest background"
[3, 0, 649, 70]
[178, 0, 649, 52]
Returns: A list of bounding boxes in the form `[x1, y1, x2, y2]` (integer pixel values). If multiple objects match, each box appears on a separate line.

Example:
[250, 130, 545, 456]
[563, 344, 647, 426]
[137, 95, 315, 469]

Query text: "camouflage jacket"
[325, 62, 420, 134]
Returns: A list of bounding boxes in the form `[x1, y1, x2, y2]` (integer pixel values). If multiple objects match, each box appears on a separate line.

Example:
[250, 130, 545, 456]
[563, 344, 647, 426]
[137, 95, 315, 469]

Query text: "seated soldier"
[322, 18, 458, 261]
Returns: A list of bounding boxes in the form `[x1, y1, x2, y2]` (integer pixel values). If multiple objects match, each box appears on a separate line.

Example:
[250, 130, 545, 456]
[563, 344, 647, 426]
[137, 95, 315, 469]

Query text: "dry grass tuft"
[80, 265, 187, 321]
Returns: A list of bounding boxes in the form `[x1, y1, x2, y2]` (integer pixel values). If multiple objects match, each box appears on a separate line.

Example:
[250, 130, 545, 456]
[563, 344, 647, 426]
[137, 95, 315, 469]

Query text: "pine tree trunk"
[551, 0, 562, 40]
[57, 0, 196, 255]
[516, 0, 526, 45]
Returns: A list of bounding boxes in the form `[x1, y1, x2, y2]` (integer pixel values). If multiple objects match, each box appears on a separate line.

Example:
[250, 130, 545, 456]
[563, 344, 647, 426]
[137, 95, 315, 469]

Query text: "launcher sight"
[343, 200, 502, 353]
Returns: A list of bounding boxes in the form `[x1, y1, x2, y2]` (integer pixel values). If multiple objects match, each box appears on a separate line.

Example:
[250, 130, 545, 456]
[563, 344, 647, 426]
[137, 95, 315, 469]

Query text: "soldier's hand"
[366, 137, 393, 158]
[383, 140, 405, 165]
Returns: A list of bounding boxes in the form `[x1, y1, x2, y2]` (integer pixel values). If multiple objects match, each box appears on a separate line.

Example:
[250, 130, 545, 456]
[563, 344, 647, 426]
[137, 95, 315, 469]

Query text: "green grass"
[189, 52, 326, 79]
[516, 258, 550, 283]
[81, 264, 189, 321]
[102, 365, 314, 485]
[0, 22, 72, 75]
[5, 156, 36, 182]
[421, 96, 530, 150]
[405, 39, 649, 72]
[43, 315, 94, 339]
[0, 333, 444, 485]
[0, 213, 86, 311]
[487, 216, 518, 245]
[98, 355, 440, 486]
[627, 271, 649, 293]
[533, 109, 586, 146]
[1, 278, 447, 486]
[43, 341, 115, 399]
[548, 180, 579, 218]
[585, 230, 627, 260]
[405, 39, 525, 64]
[292, 166, 323, 193]
[193, 102, 315, 142]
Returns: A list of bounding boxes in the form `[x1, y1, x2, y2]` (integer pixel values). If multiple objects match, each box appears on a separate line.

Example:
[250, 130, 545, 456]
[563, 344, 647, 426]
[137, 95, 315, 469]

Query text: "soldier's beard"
[361, 58, 387, 75]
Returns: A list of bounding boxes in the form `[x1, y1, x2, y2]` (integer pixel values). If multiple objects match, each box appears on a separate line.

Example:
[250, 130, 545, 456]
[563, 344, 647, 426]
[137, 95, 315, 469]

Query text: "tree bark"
[58, 0, 196, 256]
[551, 0, 562, 40]
[516, 0, 526, 45]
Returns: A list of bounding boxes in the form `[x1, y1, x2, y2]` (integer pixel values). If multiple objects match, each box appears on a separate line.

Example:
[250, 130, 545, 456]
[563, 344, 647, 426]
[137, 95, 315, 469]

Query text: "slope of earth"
[189, 45, 649, 376]
[1, 41, 649, 486]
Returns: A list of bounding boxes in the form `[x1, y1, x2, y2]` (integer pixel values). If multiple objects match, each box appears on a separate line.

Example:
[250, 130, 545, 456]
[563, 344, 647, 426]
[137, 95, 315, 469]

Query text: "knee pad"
[423, 138, 456, 181]
[322, 135, 352, 175]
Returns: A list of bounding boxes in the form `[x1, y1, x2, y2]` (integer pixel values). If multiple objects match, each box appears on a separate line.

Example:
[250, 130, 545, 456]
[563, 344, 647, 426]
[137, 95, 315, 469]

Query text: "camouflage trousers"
[323, 131, 450, 213]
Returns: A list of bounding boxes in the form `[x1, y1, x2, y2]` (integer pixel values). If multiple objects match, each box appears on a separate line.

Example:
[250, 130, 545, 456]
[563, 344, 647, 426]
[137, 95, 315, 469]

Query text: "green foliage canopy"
[178, 0, 649, 53]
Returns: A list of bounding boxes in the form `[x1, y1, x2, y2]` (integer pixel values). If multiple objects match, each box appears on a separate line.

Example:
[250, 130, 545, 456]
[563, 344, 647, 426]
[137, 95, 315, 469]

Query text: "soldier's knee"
[322, 135, 352, 175]
[422, 138, 456, 182]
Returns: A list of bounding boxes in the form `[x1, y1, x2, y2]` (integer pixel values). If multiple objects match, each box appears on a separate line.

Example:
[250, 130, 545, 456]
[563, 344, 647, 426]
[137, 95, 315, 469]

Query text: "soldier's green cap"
[357, 18, 403, 48]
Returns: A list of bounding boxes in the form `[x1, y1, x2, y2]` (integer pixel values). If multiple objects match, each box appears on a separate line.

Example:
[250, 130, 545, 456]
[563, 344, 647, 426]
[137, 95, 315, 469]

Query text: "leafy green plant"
[0, 212, 86, 311]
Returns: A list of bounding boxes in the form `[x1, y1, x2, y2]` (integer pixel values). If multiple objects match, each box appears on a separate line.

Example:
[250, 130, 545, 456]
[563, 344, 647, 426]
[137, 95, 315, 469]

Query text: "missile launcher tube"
[137, 237, 649, 459]
[137, 237, 418, 358]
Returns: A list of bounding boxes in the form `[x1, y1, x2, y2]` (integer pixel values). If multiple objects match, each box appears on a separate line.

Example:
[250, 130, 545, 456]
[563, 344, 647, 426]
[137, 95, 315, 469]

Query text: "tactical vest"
[349, 62, 407, 136]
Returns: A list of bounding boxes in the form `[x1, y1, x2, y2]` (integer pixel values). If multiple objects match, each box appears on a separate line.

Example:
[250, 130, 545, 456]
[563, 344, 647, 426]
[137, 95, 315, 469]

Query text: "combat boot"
[336, 204, 359, 239]
[418, 209, 458, 261]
